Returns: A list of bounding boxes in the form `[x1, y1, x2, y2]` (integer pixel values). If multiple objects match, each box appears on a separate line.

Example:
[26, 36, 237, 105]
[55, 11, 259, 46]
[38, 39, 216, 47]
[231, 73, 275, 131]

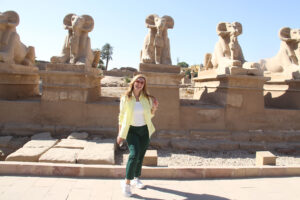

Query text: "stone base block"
[143, 150, 158, 166]
[0, 63, 40, 100]
[77, 139, 115, 165]
[54, 139, 86, 149]
[41, 63, 102, 102]
[139, 63, 183, 86]
[193, 74, 269, 111]
[39, 148, 82, 163]
[256, 151, 277, 166]
[264, 77, 300, 109]
[140, 63, 181, 73]
[5, 147, 51, 162]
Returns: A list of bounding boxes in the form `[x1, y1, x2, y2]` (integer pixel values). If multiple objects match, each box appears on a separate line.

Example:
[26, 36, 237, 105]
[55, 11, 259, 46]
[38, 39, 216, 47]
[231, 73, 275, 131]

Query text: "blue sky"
[2, 0, 300, 70]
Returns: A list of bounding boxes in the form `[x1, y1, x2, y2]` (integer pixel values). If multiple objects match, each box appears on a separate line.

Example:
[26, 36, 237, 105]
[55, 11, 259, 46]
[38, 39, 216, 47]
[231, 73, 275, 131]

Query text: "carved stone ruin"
[51, 13, 100, 68]
[262, 27, 300, 109]
[139, 14, 184, 129]
[202, 22, 262, 76]
[41, 14, 102, 102]
[260, 27, 300, 80]
[140, 14, 174, 65]
[0, 10, 39, 99]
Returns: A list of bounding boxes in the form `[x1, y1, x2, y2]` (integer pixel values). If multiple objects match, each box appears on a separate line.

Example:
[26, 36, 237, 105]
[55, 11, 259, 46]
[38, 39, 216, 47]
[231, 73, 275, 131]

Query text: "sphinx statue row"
[0, 11, 299, 79]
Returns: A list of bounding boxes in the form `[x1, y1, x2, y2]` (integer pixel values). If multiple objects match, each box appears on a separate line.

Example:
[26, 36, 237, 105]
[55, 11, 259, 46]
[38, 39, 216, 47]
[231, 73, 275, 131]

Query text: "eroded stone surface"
[140, 14, 174, 65]
[5, 147, 51, 162]
[23, 139, 58, 148]
[77, 139, 115, 164]
[39, 148, 82, 163]
[260, 27, 300, 79]
[0, 11, 35, 66]
[50, 14, 99, 68]
[67, 132, 89, 140]
[55, 139, 86, 149]
[202, 22, 262, 76]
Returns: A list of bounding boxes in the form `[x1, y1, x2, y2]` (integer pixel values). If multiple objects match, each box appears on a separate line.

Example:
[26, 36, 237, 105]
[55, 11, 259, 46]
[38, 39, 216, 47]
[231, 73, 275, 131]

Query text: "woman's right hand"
[117, 136, 124, 145]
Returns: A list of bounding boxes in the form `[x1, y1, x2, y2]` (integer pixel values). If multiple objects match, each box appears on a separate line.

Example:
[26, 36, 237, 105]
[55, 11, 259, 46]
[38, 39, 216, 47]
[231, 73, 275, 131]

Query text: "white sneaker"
[121, 180, 132, 197]
[132, 177, 145, 189]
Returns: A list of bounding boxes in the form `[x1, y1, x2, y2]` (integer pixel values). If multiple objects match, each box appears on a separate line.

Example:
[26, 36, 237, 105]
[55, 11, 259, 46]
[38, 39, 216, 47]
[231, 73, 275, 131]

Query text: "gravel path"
[116, 149, 300, 167]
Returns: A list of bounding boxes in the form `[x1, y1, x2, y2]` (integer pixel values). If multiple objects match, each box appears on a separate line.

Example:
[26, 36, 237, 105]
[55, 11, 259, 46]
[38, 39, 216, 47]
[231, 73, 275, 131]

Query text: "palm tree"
[101, 43, 113, 70]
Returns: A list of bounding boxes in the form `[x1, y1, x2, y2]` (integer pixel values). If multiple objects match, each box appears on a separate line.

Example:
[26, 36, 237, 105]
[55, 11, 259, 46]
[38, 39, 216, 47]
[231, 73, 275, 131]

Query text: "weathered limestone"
[77, 139, 115, 164]
[39, 148, 82, 163]
[194, 74, 269, 110]
[67, 132, 89, 139]
[0, 11, 35, 66]
[202, 22, 262, 76]
[5, 147, 51, 162]
[54, 138, 86, 149]
[264, 78, 300, 109]
[51, 14, 100, 68]
[40, 63, 102, 102]
[143, 150, 157, 166]
[256, 151, 277, 166]
[140, 14, 174, 65]
[260, 27, 300, 79]
[0, 11, 39, 99]
[41, 13, 102, 102]
[5, 138, 58, 162]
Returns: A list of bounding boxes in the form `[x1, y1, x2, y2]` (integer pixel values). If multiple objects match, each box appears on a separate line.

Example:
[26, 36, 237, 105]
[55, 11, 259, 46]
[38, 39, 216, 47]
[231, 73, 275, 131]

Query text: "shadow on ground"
[131, 185, 230, 200]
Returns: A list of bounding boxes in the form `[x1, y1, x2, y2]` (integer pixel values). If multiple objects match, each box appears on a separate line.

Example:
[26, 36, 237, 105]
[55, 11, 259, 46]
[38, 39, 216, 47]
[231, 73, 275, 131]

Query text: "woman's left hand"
[152, 97, 159, 112]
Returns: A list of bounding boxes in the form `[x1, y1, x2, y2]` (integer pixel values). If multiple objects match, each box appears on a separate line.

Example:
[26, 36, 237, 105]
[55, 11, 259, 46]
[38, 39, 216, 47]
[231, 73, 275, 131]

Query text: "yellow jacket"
[118, 93, 155, 139]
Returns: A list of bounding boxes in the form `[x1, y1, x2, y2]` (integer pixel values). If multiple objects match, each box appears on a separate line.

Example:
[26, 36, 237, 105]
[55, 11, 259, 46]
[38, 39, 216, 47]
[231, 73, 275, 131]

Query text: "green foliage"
[124, 76, 131, 84]
[178, 61, 189, 68]
[97, 59, 105, 70]
[185, 69, 191, 79]
[101, 43, 113, 70]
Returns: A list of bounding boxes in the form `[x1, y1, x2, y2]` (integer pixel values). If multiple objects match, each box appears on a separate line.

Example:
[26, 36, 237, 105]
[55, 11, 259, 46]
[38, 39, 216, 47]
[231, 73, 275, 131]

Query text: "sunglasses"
[135, 80, 145, 85]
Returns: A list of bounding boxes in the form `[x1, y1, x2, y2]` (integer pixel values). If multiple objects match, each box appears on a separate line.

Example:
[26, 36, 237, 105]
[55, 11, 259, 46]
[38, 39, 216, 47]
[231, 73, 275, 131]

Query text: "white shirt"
[131, 101, 146, 126]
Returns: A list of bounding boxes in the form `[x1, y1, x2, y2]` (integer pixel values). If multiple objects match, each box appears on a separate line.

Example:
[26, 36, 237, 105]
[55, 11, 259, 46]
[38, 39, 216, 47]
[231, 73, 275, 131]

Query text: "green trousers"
[126, 125, 149, 180]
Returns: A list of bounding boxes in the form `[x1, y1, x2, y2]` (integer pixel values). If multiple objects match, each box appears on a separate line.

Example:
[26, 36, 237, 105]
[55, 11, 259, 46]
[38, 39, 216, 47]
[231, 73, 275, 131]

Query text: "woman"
[117, 74, 158, 197]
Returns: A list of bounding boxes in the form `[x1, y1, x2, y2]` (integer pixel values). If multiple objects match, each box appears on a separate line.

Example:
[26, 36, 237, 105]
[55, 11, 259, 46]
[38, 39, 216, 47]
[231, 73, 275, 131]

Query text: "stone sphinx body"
[204, 22, 260, 75]
[259, 27, 300, 79]
[51, 14, 100, 68]
[140, 14, 174, 65]
[0, 11, 35, 66]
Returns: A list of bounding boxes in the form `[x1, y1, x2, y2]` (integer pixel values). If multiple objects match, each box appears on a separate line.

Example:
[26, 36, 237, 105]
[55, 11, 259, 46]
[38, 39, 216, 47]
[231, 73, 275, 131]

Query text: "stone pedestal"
[139, 63, 183, 129]
[264, 73, 300, 109]
[194, 70, 269, 130]
[194, 69, 269, 111]
[41, 63, 102, 102]
[0, 62, 40, 100]
[256, 151, 277, 166]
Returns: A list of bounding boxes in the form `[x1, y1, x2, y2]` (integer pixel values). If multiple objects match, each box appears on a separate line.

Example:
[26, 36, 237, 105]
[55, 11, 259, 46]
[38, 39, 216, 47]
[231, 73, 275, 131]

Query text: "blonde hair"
[124, 74, 152, 101]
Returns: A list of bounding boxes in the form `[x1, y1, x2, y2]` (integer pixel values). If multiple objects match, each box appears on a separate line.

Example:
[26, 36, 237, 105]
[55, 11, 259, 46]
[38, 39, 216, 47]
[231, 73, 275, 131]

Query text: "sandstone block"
[5, 147, 51, 162]
[77, 139, 115, 164]
[67, 132, 89, 140]
[54, 139, 86, 149]
[143, 150, 158, 166]
[39, 148, 82, 163]
[23, 139, 58, 148]
[256, 151, 277, 166]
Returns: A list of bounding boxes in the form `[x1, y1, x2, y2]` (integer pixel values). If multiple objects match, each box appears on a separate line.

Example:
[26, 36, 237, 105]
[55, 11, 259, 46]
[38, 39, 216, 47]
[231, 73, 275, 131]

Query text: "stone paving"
[0, 175, 299, 200]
